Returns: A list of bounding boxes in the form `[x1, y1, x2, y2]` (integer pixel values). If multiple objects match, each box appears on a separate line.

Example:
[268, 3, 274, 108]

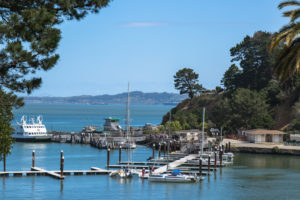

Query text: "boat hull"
[13, 136, 52, 142]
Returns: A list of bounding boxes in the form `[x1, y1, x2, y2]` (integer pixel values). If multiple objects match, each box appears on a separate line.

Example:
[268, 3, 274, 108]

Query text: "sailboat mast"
[126, 82, 130, 139]
[201, 107, 205, 155]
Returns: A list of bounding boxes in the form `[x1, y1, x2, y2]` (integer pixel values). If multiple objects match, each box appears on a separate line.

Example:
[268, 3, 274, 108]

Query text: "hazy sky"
[30, 0, 288, 96]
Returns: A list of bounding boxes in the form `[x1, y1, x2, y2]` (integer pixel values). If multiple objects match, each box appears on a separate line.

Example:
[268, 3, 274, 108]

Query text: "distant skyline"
[29, 0, 287, 97]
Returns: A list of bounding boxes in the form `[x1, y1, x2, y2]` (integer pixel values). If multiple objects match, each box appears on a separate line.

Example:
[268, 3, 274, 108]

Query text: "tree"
[165, 121, 182, 134]
[270, 1, 300, 81]
[0, 90, 23, 171]
[0, 1, 110, 94]
[211, 88, 275, 133]
[229, 88, 274, 130]
[221, 64, 241, 91]
[0, 121, 14, 171]
[0, 0, 111, 168]
[229, 31, 275, 91]
[174, 68, 205, 99]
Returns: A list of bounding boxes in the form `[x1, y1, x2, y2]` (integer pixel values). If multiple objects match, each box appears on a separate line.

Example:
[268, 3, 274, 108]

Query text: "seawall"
[231, 146, 300, 156]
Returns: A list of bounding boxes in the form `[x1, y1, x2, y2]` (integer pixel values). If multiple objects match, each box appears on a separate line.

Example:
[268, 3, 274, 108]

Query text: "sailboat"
[120, 83, 136, 149]
[117, 83, 135, 178]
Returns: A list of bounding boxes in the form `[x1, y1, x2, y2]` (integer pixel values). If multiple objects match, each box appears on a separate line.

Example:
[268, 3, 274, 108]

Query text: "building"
[243, 129, 286, 143]
[103, 117, 122, 135]
[175, 129, 205, 141]
[290, 134, 300, 142]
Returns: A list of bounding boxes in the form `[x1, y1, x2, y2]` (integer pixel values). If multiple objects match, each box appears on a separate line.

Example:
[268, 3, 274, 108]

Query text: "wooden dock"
[32, 167, 65, 179]
[0, 167, 110, 179]
[154, 154, 198, 174]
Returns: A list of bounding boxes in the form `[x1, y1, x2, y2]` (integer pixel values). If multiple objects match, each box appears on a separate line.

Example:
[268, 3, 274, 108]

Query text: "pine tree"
[0, 0, 111, 168]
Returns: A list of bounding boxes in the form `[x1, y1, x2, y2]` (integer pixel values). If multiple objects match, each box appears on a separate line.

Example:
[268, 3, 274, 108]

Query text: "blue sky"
[31, 0, 288, 96]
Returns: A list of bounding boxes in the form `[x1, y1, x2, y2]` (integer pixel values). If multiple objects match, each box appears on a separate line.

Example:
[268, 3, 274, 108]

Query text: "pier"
[0, 168, 110, 178]
[153, 154, 198, 174]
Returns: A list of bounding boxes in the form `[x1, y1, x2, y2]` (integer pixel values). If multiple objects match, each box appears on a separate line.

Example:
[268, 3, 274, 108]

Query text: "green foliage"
[0, 121, 14, 160]
[227, 31, 275, 91]
[210, 88, 275, 133]
[221, 64, 241, 91]
[174, 68, 205, 99]
[165, 121, 182, 133]
[0, 90, 23, 159]
[0, 1, 110, 157]
[0, 0, 110, 94]
[215, 86, 224, 93]
[270, 1, 300, 81]
[163, 30, 300, 135]
[287, 101, 300, 131]
[272, 146, 280, 153]
[159, 120, 183, 134]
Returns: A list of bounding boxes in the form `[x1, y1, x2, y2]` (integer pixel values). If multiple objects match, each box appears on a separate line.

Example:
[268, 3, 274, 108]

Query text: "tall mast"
[168, 111, 171, 135]
[126, 82, 130, 139]
[201, 107, 205, 155]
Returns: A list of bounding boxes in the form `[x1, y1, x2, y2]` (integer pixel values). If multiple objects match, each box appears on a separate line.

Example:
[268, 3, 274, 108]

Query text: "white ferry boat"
[12, 116, 52, 142]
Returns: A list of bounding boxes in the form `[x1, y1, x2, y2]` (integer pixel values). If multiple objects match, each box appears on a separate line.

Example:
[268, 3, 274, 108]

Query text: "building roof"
[245, 129, 286, 135]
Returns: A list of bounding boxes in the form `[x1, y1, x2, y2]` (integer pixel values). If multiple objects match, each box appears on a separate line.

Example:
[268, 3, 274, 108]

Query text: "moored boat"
[149, 170, 201, 183]
[12, 116, 52, 142]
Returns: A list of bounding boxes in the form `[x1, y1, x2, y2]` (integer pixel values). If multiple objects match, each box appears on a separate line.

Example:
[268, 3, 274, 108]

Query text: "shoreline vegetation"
[161, 31, 300, 136]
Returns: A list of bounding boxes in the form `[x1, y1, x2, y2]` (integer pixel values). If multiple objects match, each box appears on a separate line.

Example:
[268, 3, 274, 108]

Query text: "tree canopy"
[0, 0, 111, 163]
[229, 31, 275, 91]
[0, 0, 110, 94]
[174, 68, 205, 99]
[270, 0, 300, 81]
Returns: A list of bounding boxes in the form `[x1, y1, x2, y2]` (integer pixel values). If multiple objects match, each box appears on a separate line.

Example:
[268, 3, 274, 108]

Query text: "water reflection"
[2, 177, 5, 190]
[60, 180, 63, 193]
[234, 153, 300, 171]
[117, 178, 133, 184]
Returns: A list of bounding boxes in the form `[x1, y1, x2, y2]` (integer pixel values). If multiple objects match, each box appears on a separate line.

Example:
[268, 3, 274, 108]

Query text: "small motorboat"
[118, 168, 133, 178]
[148, 170, 201, 183]
[109, 170, 119, 177]
[138, 169, 149, 179]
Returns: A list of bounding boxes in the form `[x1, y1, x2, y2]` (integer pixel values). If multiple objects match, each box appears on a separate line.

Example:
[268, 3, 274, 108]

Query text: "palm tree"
[270, 1, 300, 81]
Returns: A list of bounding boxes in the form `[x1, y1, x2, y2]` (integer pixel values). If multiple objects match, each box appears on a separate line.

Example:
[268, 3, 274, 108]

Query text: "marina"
[1, 104, 299, 199]
[1, 143, 300, 200]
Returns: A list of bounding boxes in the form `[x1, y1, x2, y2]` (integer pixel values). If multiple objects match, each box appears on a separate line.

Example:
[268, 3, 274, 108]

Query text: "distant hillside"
[24, 91, 187, 105]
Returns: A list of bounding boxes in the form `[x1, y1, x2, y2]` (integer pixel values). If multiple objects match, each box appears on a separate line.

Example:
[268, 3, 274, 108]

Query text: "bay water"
[0, 104, 299, 200]
[12, 103, 173, 132]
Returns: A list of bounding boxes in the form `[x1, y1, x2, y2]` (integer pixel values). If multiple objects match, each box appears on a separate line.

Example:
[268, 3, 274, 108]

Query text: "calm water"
[12, 103, 173, 132]
[1, 104, 300, 199]
[1, 143, 300, 200]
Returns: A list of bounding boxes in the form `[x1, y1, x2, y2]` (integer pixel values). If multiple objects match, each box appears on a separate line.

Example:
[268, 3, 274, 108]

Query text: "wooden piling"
[32, 150, 35, 168]
[199, 158, 202, 176]
[158, 143, 161, 158]
[220, 150, 223, 166]
[225, 143, 228, 153]
[152, 144, 155, 159]
[119, 146, 122, 164]
[208, 155, 211, 175]
[60, 150, 64, 177]
[3, 154, 6, 172]
[60, 156, 64, 177]
[163, 142, 166, 156]
[228, 142, 231, 152]
[60, 150, 63, 161]
[174, 141, 176, 151]
[214, 151, 217, 168]
[107, 148, 110, 168]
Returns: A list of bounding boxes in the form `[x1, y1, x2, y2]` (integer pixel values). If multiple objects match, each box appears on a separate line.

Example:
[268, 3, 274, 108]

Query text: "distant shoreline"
[23, 102, 177, 106]
[22, 91, 186, 105]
